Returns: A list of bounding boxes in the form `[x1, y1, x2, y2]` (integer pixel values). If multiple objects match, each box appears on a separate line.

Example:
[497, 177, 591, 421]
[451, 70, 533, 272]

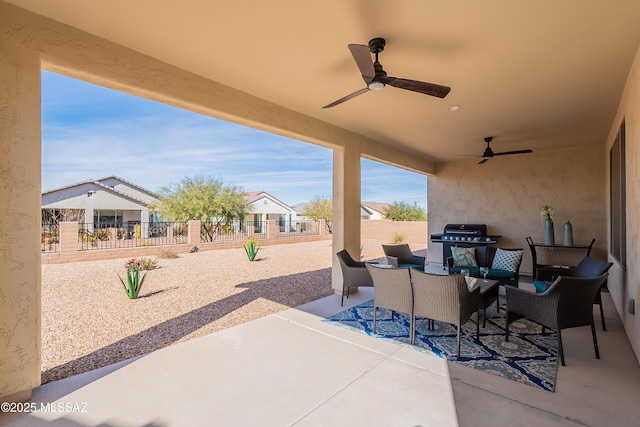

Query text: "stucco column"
[0, 42, 42, 400]
[332, 145, 362, 293]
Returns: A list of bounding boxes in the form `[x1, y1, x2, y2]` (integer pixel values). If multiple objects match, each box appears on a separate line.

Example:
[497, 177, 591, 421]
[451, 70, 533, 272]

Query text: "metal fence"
[41, 222, 59, 253]
[200, 220, 268, 243]
[78, 222, 188, 251]
[274, 220, 321, 238]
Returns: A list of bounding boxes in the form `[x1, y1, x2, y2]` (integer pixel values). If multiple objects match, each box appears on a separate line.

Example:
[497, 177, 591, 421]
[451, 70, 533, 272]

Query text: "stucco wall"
[606, 44, 640, 362]
[0, 31, 42, 400]
[427, 144, 607, 276]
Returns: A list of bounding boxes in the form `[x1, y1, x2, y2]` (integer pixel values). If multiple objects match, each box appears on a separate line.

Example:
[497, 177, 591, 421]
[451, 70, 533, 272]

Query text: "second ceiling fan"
[323, 37, 451, 108]
[463, 137, 533, 164]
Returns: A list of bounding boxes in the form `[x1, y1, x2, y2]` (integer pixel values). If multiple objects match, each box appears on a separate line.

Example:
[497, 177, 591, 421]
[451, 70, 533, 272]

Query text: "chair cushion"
[491, 248, 523, 272]
[534, 280, 553, 293]
[451, 246, 478, 267]
[486, 268, 516, 279]
[399, 263, 423, 269]
[449, 266, 480, 276]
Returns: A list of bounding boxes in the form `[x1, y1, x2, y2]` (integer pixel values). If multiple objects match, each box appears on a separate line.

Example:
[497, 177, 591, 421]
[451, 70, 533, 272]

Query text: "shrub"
[393, 233, 405, 244]
[159, 250, 179, 259]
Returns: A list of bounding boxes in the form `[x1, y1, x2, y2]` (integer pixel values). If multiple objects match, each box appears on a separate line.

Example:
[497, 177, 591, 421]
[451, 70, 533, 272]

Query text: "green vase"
[564, 221, 574, 246]
[544, 219, 555, 245]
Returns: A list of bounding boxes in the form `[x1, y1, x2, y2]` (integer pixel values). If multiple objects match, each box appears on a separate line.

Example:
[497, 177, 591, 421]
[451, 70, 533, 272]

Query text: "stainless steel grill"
[430, 224, 500, 266]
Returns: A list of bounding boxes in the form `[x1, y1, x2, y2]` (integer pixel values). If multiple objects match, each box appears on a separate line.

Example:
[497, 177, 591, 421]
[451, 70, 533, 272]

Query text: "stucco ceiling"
[7, 0, 640, 163]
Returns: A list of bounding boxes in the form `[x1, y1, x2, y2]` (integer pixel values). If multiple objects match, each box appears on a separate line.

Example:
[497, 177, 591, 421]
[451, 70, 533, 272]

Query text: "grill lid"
[443, 224, 487, 236]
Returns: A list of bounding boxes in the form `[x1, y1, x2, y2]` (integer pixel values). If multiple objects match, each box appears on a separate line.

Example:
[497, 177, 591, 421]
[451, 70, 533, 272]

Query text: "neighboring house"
[243, 191, 299, 232]
[42, 178, 301, 235]
[361, 202, 390, 220]
[41, 176, 161, 232]
[294, 201, 390, 220]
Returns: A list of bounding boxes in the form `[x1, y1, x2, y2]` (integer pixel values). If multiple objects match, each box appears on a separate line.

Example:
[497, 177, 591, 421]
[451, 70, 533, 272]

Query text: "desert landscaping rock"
[40, 241, 339, 384]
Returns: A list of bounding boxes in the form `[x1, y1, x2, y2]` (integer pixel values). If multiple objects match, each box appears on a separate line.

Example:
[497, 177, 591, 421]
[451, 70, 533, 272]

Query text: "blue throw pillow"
[491, 249, 523, 273]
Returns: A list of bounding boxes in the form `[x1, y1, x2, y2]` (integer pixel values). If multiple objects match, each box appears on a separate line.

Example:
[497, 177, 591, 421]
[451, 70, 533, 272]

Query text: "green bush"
[393, 233, 405, 244]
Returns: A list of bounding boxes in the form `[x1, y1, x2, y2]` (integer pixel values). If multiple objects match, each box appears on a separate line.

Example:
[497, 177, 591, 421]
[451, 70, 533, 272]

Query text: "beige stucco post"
[0, 40, 42, 401]
[331, 144, 362, 293]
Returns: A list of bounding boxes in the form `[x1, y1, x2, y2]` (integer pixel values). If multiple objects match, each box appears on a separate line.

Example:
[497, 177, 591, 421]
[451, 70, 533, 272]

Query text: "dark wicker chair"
[366, 264, 413, 337]
[382, 244, 426, 269]
[534, 256, 613, 330]
[336, 249, 373, 306]
[411, 270, 481, 358]
[506, 274, 609, 366]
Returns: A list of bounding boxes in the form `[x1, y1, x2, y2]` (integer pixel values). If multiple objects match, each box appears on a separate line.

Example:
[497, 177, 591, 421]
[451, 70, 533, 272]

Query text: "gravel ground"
[40, 240, 343, 384]
[40, 239, 418, 384]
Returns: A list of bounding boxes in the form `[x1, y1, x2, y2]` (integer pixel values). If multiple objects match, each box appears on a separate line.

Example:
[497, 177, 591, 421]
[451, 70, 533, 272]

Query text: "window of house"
[610, 120, 626, 267]
[94, 210, 123, 228]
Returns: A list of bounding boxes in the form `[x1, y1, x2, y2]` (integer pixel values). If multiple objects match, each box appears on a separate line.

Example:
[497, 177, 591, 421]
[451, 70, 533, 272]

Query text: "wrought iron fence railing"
[41, 222, 59, 253]
[274, 220, 321, 238]
[78, 222, 188, 251]
[200, 220, 268, 243]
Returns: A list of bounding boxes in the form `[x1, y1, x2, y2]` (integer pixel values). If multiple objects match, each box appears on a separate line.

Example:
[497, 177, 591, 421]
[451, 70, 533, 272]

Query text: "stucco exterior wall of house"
[43, 184, 148, 211]
[248, 198, 294, 216]
[0, 27, 42, 401]
[428, 144, 606, 275]
[605, 43, 640, 362]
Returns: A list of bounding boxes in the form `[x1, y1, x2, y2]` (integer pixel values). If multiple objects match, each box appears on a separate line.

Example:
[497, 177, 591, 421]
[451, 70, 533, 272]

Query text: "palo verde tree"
[383, 201, 427, 221]
[302, 195, 333, 233]
[154, 175, 250, 242]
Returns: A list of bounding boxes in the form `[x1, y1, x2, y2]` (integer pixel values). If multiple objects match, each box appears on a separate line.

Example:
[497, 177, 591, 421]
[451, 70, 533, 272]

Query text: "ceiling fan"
[462, 137, 533, 164]
[323, 37, 451, 108]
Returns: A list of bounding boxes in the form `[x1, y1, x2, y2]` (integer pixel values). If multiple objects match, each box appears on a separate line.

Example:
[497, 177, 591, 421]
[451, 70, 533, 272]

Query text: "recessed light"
[445, 105, 461, 111]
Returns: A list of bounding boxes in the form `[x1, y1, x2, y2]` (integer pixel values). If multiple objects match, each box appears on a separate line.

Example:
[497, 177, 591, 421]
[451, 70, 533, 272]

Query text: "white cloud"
[41, 71, 426, 207]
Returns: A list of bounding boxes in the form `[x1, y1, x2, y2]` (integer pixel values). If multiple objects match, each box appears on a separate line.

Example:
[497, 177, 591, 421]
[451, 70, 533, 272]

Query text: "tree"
[302, 195, 333, 233]
[154, 175, 250, 241]
[383, 201, 427, 221]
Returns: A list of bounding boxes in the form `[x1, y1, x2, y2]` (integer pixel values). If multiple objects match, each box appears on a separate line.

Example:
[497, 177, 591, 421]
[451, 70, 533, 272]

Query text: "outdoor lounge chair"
[382, 244, 426, 269]
[447, 246, 523, 287]
[410, 270, 480, 358]
[533, 256, 613, 330]
[366, 264, 413, 337]
[505, 274, 609, 366]
[336, 249, 373, 306]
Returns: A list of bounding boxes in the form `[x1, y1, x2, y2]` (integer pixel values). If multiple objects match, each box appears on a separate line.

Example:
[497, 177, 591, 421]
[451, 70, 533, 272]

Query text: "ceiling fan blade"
[382, 77, 451, 98]
[478, 158, 489, 165]
[322, 87, 370, 109]
[493, 149, 533, 156]
[348, 44, 374, 84]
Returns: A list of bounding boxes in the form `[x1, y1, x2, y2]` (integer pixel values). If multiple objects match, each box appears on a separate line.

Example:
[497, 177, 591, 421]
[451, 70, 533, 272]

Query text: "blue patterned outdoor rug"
[324, 297, 558, 391]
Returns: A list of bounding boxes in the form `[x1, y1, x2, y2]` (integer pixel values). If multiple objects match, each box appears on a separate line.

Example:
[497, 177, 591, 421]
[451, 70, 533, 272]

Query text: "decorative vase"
[544, 219, 555, 245]
[564, 221, 574, 246]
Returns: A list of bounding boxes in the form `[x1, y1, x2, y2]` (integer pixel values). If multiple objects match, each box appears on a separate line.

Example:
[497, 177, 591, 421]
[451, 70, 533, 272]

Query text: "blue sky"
[41, 71, 427, 208]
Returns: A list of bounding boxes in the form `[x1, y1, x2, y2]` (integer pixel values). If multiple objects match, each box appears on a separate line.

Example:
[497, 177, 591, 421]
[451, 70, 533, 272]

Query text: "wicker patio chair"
[336, 249, 373, 306]
[506, 274, 608, 366]
[533, 256, 613, 330]
[410, 270, 481, 358]
[366, 264, 413, 337]
[382, 244, 426, 269]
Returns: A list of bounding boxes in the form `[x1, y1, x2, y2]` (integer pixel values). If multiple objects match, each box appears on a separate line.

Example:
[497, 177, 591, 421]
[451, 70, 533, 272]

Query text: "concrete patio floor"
[2, 284, 640, 427]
